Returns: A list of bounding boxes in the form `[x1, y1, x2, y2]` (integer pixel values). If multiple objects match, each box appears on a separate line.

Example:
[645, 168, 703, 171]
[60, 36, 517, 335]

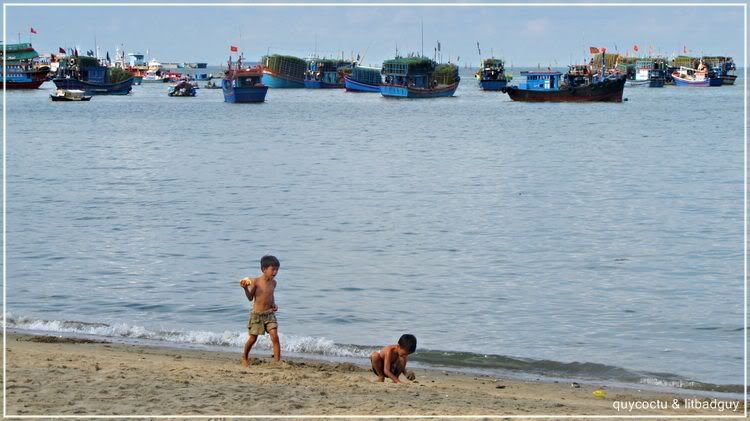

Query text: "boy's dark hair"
[398, 334, 417, 354]
[260, 255, 280, 270]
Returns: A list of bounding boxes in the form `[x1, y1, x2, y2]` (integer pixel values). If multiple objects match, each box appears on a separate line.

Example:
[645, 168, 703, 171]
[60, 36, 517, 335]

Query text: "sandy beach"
[4, 332, 743, 418]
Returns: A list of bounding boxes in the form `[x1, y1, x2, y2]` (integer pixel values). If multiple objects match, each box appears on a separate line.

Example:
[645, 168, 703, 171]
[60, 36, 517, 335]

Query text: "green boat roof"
[262, 54, 306, 64]
[382, 56, 433, 66]
[1, 43, 35, 53]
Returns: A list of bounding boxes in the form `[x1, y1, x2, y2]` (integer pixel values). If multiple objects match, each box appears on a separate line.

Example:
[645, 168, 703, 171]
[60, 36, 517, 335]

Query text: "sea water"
[4, 69, 745, 394]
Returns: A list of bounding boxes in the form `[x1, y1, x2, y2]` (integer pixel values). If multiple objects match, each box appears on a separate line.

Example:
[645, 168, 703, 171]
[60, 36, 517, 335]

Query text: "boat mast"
[421, 18, 424, 57]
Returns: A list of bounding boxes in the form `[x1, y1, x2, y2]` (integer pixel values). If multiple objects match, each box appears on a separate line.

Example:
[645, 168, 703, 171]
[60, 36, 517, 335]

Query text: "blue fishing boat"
[702, 56, 737, 85]
[222, 56, 268, 103]
[1, 43, 49, 89]
[478, 58, 510, 91]
[671, 66, 710, 87]
[648, 69, 666, 87]
[504, 62, 626, 102]
[344, 65, 381, 92]
[380, 57, 459, 99]
[304, 58, 350, 89]
[261, 54, 306, 88]
[53, 55, 133, 95]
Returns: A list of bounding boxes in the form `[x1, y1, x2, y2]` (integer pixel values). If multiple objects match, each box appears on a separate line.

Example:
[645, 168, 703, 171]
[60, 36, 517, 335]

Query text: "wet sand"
[5, 333, 743, 418]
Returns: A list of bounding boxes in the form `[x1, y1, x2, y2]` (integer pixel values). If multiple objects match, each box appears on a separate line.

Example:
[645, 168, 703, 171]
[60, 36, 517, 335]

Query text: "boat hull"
[504, 76, 625, 102]
[479, 79, 508, 91]
[3, 79, 45, 89]
[709, 77, 723, 87]
[721, 75, 737, 85]
[304, 80, 343, 89]
[672, 75, 710, 87]
[649, 79, 665, 88]
[625, 79, 650, 87]
[344, 76, 380, 92]
[53, 77, 134, 95]
[261, 71, 305, 89]
[380, 82, 459, 98]
[223, 85, 268, 103]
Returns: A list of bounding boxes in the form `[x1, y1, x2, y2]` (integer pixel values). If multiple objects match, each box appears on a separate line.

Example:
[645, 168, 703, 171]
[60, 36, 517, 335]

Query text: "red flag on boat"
[633, 44, 639, 52]
[230, 45, 238, 52]
[601, 47, 606, 54]
[58, 47, 66, 54]
[30, 27, 37, 34]
[589, 47, 600, 54]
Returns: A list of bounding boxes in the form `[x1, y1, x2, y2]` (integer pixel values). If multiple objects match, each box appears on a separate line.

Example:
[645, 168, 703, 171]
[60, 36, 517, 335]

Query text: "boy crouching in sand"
[240, 255, 281, 366]
[370, 334, 417, 383]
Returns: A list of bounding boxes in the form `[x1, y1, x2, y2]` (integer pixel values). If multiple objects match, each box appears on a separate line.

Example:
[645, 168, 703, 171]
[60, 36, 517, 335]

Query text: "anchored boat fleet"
[1, 41, 739, 104]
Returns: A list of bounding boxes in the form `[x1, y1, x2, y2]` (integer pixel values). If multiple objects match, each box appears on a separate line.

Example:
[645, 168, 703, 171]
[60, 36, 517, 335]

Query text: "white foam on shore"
[5, 313, 370, 358]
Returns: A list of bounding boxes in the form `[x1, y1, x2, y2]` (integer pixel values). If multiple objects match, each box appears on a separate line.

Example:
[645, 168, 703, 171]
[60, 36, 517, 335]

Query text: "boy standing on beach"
[370, 334, 417, 383]
[240, 255, 281, 366]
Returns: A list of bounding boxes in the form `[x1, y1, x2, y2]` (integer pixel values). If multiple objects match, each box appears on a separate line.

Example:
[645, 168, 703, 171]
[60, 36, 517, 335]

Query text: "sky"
[2, 1, 746, 67]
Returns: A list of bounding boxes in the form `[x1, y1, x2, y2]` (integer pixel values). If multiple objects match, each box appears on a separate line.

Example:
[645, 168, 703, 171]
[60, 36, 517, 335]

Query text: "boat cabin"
[519, 71, 561, 91]
[382, 57, 436, 89]
[481, 58, 506, 81]
[306, 59, 349, 84]
[128, 53, 145, 67]
[233, 73, 262, 88]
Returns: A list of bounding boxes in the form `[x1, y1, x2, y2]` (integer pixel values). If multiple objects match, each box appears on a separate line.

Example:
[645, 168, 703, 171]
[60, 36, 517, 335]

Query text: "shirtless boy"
[240, 255, 281, 366]
[370, 334, 417, 383]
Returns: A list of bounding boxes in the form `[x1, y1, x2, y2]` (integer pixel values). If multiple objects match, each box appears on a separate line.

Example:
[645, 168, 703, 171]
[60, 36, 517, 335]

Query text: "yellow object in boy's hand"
[240, 278, 254, 287]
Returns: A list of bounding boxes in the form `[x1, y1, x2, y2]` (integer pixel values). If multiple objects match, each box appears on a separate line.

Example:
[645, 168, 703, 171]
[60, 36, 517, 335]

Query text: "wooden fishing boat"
[304, 58, 351, 89]
[223, 56, 268, 103]
[380, 57, 459, 99]
[504, 63, 626, 102]
[478, 58, 510, 91]
[1, 43, 49, 89]
[671, 66, 710, 87]
[53, 56, 133, 95]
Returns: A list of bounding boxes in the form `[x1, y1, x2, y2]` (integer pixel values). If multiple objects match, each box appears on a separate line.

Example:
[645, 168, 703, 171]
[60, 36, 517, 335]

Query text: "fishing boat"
[380, 56, 460, 99]
[625, 59, 654, 87]
[167, 80, 198, 97]
[703, 56, 737, 85]
[304, 59, 350, 88]
[49, 88, 92, 101]
[478, 58, 510, 91]
[648, 69, 666, 87]
[261, 54, 306, 88]
[222, 56, 268, 103]
[344, 65, 381, 92]
[141, 59, 167, 83]
[503, 62, 626, 102]
[1, 43, 49, 89]
[186, 62, 207, 69]
[671, 66, 711, 87]
[53, 55, 134, 95]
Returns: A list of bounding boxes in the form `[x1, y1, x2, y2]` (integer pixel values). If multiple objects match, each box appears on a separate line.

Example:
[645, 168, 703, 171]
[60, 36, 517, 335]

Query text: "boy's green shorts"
[248, 311, 278, 336]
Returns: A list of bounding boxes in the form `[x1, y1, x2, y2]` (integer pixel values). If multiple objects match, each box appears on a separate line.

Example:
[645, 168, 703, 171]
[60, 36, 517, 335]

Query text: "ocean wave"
[5, 313, 370, 358]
